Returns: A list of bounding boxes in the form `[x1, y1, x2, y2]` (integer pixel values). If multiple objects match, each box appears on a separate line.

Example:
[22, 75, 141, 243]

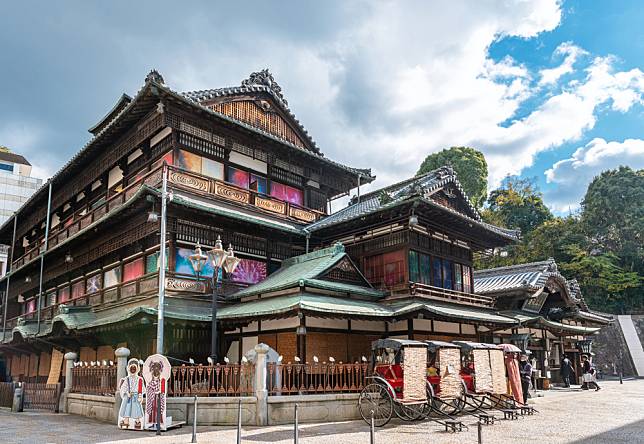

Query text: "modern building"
[0, 70, 608, 386]
[0, 152, 43, 277]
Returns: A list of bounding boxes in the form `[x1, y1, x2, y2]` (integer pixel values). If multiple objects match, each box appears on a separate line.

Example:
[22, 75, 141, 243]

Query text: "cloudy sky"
[1, 0, 642, 213]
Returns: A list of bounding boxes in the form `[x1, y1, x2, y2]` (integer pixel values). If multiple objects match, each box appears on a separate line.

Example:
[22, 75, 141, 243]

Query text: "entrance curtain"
[505, 354, 524, 405]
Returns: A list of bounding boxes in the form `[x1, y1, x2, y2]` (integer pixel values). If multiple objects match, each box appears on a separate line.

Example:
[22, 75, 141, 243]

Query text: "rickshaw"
[453, 341, 515, 416]
[358, 339, 431, 426]
[424, 341, 467, 415]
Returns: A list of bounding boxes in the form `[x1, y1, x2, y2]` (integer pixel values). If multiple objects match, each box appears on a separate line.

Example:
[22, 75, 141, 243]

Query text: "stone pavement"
[1, 380, 643, 444]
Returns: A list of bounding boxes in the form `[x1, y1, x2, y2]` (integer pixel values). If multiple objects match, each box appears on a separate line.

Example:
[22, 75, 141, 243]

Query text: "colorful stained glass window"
[202, 157, 224, 180]
[152, 151, 174, 171]
[250, 174, 267, 194]
[463, 266, 472, 293]
[227, 166, 250, 188]
[442, 259, 453, 290]
[175, 247, 215, 278]
[86, 274, 102, 294]
[177, 149, 202, 173]
[408, 251, 420, 282]
[230, 258, 267, 284]
[104, 267, 121, 288]
[432, 257, 442, 287]
[58, 286, 70, 303]
[123, 258, 144, 282]
[146, 248, 169, 273]
[419, 253, 431, 285]
[72, 281, 84, 299]
[27, 299, 36, 313]
[454, 263, 463, 292]
[270, 181, 303, 206]
[46, 291, 56, 307]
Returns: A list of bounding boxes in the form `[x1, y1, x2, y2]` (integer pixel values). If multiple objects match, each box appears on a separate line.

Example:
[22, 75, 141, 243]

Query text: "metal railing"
[169, 364, 255, 397]
[0, 382, 15, 407]
[267, 362, 370, 395]
[70, 364, 117, 396]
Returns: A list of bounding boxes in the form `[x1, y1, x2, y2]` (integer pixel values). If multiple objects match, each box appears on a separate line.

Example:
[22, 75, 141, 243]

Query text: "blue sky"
[0, 0, 642, 214]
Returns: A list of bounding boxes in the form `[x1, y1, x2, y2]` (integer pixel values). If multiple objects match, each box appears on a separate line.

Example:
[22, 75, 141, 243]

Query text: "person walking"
[561, 356, 575, 388]
[581, 355, 600, 391]
[518, 353, 533, 403]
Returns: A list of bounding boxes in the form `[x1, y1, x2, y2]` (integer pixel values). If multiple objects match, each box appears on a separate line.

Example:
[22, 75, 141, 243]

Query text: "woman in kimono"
[118, 358, 145, 429]
[145, 360, 167, 428]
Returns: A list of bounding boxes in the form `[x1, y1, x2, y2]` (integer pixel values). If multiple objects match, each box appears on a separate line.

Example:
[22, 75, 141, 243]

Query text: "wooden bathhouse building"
[0, 69, 608, 384]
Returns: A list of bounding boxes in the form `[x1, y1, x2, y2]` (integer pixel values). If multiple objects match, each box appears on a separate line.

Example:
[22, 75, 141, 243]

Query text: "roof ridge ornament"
[146, 69, 165, 85]
[241, 69, 288, 105]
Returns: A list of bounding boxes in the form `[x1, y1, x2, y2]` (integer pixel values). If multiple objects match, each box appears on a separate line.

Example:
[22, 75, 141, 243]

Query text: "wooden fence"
[267, 362, 370, 395]
[70, 366, 117, 396]
[169, 364, 255, 397]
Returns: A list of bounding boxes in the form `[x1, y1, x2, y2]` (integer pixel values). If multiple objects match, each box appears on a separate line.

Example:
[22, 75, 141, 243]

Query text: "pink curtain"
[505, 354, 524, 405]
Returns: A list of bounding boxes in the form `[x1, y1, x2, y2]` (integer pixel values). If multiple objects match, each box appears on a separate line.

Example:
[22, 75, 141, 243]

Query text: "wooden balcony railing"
[389, 281, 495, 307]
[169, 363, 254, 397]
[12, 166, 164, 270]
[5, 271, 219, 330]
[165, 165, 325, 223]
[267, 362, 370, 395]
[70, 364, 117, 396]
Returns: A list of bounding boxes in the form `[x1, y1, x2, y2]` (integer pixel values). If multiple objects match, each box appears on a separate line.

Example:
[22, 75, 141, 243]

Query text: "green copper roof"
[219, 293, 393, 320]
[501, 310, 601, 335]
[390, 300, 518, 324]
[231, 243, 384, 300]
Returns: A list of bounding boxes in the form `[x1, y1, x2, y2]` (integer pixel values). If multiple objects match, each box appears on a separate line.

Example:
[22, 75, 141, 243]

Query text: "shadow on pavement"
[569, 418, 644, 444]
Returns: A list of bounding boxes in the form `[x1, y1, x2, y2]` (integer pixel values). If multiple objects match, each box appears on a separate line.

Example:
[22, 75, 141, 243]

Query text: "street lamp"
[189, 235, 241, 362]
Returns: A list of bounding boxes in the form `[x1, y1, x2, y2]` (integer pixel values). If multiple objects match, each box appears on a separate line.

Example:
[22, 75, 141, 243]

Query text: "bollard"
[156, 393, 162, 435]
[478, 420, 483, 444]
[237, 399, 242, 444]
[191, 396, 198, 443]
[370, 410, 375, 444]
[294, 403, 299, 444]
[619, 372, 623, 384]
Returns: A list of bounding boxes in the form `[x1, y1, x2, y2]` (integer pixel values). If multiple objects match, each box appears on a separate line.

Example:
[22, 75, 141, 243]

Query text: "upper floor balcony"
[11, 165, 324, 272]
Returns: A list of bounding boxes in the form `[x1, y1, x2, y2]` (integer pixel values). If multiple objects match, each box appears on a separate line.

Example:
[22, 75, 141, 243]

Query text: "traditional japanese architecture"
[0, 69, 609, 390]
[474, 259, 612, 384]
[0, 69, 373, 382]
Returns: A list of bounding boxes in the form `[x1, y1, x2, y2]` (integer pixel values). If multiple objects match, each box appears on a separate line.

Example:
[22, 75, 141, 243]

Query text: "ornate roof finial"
[241, 69, 287, 105]
[146, 69, 165, 85]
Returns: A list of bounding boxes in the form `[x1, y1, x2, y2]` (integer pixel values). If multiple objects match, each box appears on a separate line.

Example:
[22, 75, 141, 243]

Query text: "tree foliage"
[486, 177, 553, 237]
[417, 146, 488, 208]
[474, 168, 643, 314]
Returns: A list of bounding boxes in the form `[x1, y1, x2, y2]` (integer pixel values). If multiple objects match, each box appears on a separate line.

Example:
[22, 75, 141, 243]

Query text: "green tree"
[485, 177, 553, 237]
[581, 166, 644, 273]
[417, 146, 488, 208]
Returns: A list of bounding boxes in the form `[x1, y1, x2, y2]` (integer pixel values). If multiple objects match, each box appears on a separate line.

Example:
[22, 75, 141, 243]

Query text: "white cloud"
[0, 121, 52, 180]
[544, 138, 644, 211]
[538, 42, 587, 85]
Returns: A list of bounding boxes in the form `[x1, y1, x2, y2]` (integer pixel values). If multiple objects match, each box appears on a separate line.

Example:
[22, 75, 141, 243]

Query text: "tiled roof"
[182, 69, 320, 154]
[473, 259, 567, 295]
[230, 243, 384, 300]
[306, 166, 519, 241]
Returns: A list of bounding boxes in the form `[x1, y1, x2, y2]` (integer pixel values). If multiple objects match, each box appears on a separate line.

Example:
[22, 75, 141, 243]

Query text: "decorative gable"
[322, 256, 371, 286]
[207, 99, 307, 149]
[428, 184, 479, 220]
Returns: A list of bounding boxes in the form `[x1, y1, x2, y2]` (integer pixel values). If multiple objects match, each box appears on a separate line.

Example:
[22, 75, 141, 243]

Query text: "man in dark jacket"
[561, 356, 575, 387]
[518, 353, 533, 403]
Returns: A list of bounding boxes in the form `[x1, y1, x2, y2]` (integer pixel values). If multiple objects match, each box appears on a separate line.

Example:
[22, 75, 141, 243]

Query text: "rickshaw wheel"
[394, 402, 428, 421]
[359, 383, 394, 427]
[433, 395, 465, 416]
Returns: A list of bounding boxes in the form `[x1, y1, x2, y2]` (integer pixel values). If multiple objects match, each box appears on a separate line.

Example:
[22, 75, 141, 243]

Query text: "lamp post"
[189, 236, 241, 362]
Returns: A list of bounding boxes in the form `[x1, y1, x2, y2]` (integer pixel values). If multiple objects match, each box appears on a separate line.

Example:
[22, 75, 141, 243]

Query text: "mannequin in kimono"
[118, 358, 145, 429]
[145, 360, 167, 428]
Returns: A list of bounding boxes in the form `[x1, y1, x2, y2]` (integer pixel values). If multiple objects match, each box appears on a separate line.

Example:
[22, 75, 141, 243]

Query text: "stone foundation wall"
[267, 394, 360, 425]
[166, 396, 257, 425]
[66, 394, 116, 423]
